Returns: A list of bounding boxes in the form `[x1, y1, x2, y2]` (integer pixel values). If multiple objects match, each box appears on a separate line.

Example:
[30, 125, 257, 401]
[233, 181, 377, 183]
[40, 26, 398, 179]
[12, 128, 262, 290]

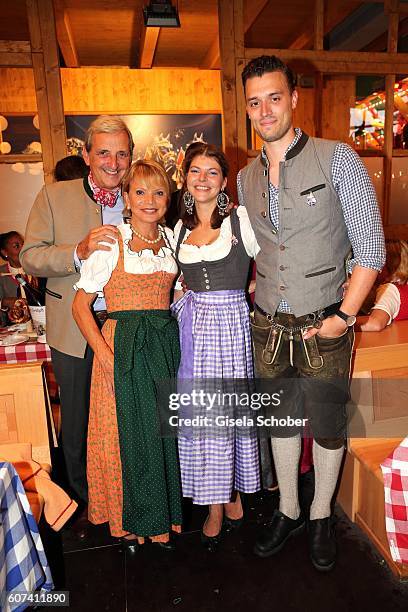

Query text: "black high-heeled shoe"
[201, 516, 222, 552]
[201, 529, 222, 552]
[223, 515, 244, 532]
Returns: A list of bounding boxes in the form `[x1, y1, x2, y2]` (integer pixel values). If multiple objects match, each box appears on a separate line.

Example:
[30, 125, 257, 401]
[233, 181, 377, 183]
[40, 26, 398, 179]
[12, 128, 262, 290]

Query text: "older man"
[238, 56, 385, 571]
[21, 116, 133, 522]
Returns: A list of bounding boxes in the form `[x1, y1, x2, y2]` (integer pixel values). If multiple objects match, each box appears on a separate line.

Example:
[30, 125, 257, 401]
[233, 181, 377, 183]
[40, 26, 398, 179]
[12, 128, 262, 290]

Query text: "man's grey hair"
[84, 115, 134, 155]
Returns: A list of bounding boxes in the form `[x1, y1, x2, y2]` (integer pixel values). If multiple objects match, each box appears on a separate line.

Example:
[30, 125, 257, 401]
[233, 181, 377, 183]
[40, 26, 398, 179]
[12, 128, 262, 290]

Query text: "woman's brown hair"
[180, 144, 231, 230]
[385, 239, 408, 284]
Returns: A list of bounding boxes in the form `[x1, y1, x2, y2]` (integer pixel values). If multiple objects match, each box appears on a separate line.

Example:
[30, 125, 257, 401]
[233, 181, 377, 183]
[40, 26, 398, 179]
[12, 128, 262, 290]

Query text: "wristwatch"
[336, 309, 356, 327]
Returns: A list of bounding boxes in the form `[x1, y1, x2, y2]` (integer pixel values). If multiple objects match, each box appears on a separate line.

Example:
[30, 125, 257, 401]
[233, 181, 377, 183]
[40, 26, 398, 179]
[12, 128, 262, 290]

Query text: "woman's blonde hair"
[385, 239, 408, 284]
[122, 159, 172, 199]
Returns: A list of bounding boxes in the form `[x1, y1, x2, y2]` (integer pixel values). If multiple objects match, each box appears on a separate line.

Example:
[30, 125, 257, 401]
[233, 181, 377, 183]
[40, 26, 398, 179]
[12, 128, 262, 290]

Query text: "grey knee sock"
[310, 440, 344, 520]
[271, 435, 301, 520]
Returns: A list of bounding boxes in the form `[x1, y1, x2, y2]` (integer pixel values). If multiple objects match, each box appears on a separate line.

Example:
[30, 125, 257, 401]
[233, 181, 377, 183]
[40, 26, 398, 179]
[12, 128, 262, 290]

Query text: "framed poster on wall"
[66, 114, 222, 188]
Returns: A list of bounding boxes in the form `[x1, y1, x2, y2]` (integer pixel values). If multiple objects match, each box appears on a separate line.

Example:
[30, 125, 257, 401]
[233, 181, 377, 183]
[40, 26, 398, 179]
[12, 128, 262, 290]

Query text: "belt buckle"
[309, 309, 324, 329]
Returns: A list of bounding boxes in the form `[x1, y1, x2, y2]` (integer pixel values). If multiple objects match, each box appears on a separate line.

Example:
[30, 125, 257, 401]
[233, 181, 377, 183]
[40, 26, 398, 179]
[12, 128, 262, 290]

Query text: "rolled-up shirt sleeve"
[332, 143, 386, 273]
[74, 241, 119, 295]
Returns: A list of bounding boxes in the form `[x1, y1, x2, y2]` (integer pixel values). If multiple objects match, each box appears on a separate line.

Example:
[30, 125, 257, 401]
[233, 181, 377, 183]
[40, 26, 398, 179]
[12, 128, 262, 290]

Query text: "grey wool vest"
[240, 133, 351, 317]
[175, 208, 251, 292]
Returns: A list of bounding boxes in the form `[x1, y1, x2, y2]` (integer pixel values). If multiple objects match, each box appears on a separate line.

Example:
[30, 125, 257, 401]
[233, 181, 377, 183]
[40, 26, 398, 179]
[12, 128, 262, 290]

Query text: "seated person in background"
[0, 231, 34, 325]
[357, 239, 408, 331]
[54, 154, 88, 182]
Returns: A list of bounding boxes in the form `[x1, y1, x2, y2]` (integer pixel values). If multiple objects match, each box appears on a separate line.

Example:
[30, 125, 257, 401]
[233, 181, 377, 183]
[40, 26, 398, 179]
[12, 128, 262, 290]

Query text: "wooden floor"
[41, 476, 408, 612]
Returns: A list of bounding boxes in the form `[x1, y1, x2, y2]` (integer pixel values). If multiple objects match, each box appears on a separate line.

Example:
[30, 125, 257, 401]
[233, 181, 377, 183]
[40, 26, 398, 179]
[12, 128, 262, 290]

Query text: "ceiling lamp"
[143, 0, 180, 27]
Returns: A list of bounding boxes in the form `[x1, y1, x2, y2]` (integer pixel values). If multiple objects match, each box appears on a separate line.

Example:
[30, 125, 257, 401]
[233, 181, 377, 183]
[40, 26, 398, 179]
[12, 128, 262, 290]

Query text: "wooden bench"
[338, 438, 408, 579]
[337, 322, 408, 579]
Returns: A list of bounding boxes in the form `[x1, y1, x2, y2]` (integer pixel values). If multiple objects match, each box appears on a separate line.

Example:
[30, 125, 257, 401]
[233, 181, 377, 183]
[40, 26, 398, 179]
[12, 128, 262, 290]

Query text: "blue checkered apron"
[172, 290, 260, 504]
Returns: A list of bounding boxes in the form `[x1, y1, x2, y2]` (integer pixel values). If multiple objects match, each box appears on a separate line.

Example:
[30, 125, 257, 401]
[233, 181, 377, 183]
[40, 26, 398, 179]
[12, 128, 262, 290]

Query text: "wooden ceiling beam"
[201, 35, 220, 70]
[26, 0, 67, 183]
[288, 1, 356, 50]
[314, 0, 325, 138]
[362, 16, 408, 50]
[202, 0, 268, 69]
[314, 0, 325, 51]
[244, 0, 269, 32]
[0, 41, 31, 53]
[139, 26, 160, 68]
[218, 0, 245, 198]
[0, 40, 32, 67]
[244, 48, 408, 74]
[382, 0, 399, 225]
[53, 0, 80, 67]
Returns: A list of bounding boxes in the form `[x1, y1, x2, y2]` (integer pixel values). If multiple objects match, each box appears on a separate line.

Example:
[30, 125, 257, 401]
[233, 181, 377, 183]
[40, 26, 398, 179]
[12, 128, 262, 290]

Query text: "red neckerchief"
[88, 171, 120, 208]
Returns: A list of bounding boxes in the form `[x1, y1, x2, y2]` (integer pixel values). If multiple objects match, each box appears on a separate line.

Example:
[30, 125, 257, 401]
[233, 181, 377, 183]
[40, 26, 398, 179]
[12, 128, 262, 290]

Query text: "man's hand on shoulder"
[76, 225, 119, 260]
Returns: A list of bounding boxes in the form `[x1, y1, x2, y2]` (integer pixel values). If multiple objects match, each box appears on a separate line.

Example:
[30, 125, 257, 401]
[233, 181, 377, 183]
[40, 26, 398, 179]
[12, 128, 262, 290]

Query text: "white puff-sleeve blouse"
[74, 223, 178, 295]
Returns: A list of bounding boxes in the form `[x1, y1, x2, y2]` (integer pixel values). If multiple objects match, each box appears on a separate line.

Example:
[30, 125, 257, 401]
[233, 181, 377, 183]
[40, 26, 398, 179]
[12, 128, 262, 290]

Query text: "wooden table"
[351, 319, 408, 437]
[0, 339, 58, 400]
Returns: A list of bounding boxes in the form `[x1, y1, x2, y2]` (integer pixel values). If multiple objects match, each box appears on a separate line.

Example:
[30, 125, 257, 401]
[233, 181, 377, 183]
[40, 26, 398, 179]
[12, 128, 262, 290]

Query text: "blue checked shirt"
[237, 128, 386, 313]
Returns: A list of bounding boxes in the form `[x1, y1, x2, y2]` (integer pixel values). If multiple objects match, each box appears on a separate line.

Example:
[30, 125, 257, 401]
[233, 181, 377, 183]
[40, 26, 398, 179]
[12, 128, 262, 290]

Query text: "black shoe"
[201, 530, 222, 552]
[149, 538, 176, 552]
[223, 515, 244, 533]
[70, 504, 91, 540]
[308, 517, 336, 572]
[119, 536, 139, 553]
[254, 510, 305, 558]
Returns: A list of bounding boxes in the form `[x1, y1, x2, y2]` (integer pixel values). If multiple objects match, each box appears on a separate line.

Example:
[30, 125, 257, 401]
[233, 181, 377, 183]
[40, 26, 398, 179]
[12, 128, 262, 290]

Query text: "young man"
[20, 116, 133, 535]
[238, 55, 385, 571]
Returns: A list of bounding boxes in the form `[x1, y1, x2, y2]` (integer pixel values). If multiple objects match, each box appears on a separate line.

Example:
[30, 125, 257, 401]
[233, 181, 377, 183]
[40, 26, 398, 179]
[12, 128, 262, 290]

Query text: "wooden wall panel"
[0, 68, 36, 113]
[0, 67, 222, 114]
[322, 75, 355, 144]
[0, 363, 51, 465]
[294, 86, 316, 137]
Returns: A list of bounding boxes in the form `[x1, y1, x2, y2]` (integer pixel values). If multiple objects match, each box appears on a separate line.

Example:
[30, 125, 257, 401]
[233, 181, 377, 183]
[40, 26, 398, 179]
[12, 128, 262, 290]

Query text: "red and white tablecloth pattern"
[0, 341, 58, 400]
[381, 437, 408, 565]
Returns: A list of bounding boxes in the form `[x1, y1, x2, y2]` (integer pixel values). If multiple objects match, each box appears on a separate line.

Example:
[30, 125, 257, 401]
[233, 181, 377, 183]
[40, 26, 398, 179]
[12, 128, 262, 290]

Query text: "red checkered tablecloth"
[0, 340, 51, 364]
[0, 340, 58, 400]
[381, 437, 408, 565]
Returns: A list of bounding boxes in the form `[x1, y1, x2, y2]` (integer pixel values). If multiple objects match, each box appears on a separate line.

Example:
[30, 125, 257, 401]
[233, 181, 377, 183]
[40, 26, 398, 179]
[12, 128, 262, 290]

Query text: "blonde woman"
[72, 160, 182, 550]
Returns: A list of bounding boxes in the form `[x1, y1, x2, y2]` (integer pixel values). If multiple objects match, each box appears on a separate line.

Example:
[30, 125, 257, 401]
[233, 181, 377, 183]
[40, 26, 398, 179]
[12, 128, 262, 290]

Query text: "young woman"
[72, 160, 182, 549]
[172, 144, 260, 550]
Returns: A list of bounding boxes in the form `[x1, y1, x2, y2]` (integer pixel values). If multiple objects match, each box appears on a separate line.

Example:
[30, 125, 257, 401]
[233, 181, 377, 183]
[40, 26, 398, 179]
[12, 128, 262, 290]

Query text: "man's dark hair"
[54, 155, 88, 181]
[241, 55, 297, 94]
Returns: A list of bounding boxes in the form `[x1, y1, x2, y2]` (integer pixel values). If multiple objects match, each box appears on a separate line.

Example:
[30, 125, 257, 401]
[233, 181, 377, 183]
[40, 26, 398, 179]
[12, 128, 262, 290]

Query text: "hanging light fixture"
[143, 0, 180, 27]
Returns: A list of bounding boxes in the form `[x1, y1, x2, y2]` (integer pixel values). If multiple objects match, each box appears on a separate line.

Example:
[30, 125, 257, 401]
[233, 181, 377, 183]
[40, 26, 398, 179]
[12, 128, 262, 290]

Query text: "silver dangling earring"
[216, 189, 229, 216]
[183, 190, 195, 215]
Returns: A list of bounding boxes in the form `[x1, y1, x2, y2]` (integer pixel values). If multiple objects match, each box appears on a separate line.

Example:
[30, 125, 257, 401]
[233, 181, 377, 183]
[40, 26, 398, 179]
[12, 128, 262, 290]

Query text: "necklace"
[130, 224, 163, 245]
